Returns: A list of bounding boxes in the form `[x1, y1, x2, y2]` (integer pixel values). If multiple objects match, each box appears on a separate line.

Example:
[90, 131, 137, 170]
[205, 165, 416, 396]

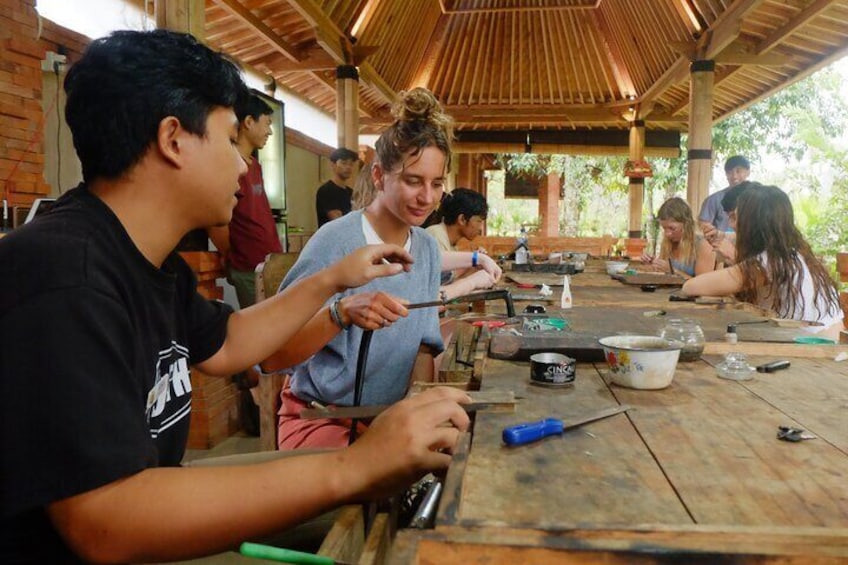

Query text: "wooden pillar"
[686, 60, 715, 214]
[154, 0, 205, 40]
[456, 154, 475, 188]
[628, 120, 646, 238]
[336, 65, 359, 152]
[539, 172, 560, 237]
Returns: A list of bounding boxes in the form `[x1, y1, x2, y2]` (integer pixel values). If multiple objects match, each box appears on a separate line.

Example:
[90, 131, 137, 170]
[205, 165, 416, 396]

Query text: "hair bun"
[392, 87, 453, 133]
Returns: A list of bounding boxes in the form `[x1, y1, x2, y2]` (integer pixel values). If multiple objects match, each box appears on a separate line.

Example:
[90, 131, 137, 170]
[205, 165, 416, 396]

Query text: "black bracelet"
[329, 298, 350, 330]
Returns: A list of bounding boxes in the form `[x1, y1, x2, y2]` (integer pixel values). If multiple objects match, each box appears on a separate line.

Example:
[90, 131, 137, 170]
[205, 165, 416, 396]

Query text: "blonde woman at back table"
[640, 197, 715, 278]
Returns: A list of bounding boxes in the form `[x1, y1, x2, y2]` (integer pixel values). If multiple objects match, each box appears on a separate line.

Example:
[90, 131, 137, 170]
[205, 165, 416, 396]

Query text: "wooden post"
[154, 0, 205, 40]
[540, 172, 560, 237]
[336, 65, 360, 153]
[686, 60, 715, 215]
[456, 154, 475, 188]
[628, 120, 646, 238]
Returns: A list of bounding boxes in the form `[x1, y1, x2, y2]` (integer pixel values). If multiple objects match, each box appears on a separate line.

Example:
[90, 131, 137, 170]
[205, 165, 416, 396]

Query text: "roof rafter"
[284, 0, 396, 104]
[640, 0, 766, 106]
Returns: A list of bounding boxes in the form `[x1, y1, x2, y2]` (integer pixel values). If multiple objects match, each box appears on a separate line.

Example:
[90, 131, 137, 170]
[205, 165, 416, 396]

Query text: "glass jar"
[659, 318, 705, 362]
[716, 352, 755, 381]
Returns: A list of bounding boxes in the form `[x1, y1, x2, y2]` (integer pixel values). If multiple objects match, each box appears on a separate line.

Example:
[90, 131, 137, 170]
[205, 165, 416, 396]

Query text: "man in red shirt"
[209, 94, 282, 308]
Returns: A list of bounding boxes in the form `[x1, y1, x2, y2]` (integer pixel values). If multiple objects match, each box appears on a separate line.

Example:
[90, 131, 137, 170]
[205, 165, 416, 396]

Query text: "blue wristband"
[472, 250, 478, 267]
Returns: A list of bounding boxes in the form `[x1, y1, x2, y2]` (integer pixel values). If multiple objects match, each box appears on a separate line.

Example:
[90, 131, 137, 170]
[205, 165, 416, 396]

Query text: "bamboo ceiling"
[202, 0, 848, 135]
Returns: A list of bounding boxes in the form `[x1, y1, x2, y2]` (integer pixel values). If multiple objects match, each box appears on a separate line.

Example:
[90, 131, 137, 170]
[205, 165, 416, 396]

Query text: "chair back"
[254, 252, 299, 450]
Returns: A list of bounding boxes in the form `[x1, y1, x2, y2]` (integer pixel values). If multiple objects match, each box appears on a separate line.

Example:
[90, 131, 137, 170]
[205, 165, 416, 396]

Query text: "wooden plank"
[357, 512, 392, 565]
[391, 526, 848, 564]
[620, 273, 685, 286]
[455, 358, 692, 528]
[488, 306, 805, 362]
[318, 505, 365, 563]
[606, 360, 848, 527]
[704, 342, 848, 359]
[435, 432, 472, 527]
[702, 355, 848, 454]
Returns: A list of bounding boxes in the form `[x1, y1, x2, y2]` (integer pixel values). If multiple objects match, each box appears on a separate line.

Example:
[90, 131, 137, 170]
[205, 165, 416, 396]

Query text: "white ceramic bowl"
[598, 335, 682, 389]
[605, 260, 629, 275]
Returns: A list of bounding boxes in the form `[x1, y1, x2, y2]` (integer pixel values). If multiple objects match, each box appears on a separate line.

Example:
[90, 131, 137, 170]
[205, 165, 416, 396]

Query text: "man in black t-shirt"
[0, 30, 470, 564]
[315, 147, 358, 227]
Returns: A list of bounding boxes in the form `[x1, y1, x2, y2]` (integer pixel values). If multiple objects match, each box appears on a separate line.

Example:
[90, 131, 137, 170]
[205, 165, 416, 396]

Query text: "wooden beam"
[255, 45, 338, 72]
[716, 41, 848, 124]
[210, 0, 302, 62]
[641, 0, 766, 105]
[439, 0, 597, 14]
[155, 0, 205, 39]
[285, 0, 396, 104]
[755, 0, 833, 55]
[593, 10, 636, 98]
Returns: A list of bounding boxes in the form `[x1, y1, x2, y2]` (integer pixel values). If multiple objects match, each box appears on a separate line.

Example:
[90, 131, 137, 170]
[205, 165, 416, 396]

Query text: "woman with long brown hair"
[683, 185, 843, 337]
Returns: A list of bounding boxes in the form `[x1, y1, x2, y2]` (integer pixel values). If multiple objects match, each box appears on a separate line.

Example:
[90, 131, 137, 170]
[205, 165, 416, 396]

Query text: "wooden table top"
[392, 268, 848, 563]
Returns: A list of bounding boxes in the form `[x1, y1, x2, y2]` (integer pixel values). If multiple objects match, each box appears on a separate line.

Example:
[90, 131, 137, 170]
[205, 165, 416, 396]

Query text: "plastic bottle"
[725, 324, 738, 344]
[515, 227, 529, 264]
[560, 275, 572, 309]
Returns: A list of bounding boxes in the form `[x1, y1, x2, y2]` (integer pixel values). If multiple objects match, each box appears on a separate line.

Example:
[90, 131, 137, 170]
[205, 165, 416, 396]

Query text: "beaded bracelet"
[329, 298, 350, 330]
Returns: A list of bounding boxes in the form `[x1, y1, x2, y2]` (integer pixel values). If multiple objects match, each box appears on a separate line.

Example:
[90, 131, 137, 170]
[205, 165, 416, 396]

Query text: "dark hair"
[440, 188, 488, 225]
[374, 87, 453, 174]
[330, 147, 359, 163]
[721, 180, 761, 213]
[64, 29, 248, 181]
[724, 155, 750, 172]
[236, 93, 273, 123]
[734, 185, 839, 321]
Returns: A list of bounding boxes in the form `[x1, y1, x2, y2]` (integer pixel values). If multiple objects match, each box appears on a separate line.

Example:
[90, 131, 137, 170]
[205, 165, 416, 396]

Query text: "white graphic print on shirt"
[149, 341, 192, 438]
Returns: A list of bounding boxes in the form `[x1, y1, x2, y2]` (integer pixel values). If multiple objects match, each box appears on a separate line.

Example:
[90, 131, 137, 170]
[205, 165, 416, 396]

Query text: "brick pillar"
[539, 172, 560, 236]
[0, 0, 51, 209]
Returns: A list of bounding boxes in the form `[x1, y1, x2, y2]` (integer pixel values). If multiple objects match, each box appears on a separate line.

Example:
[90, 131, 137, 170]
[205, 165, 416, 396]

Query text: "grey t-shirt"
[699, 186, 730, 232]
[279, 210, 443, 406]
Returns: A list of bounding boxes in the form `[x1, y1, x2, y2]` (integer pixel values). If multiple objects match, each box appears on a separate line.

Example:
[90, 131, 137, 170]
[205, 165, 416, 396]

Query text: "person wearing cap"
[698, 155, 751, 242]
[316, 147, 359, 227]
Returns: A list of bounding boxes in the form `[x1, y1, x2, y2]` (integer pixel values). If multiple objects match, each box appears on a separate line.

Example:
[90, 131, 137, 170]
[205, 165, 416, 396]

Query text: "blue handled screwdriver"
[503, 404, 632, 446]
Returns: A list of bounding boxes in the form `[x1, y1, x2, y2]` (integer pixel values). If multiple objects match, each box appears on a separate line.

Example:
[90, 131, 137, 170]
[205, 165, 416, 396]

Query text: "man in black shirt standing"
[315, 147, 358, 227]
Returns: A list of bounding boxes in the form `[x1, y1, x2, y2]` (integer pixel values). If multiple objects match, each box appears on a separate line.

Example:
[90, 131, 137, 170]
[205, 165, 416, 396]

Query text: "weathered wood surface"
[391, 526, 848, 563]
[488, 306, 805, 361]
[620, 272, 686, 286]
[404, 355, 848, 562]
[455, 357, 693, 528]
[603, 360, 848, 527]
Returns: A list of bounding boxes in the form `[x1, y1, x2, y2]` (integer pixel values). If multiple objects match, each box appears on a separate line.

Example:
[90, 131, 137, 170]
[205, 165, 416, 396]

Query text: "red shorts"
[277, 385, 369, 450]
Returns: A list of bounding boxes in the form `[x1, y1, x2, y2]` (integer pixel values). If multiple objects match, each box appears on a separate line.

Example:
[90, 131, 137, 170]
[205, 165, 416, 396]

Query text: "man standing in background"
[698, 155, 751, 242]
[209, 93, 282, 309]
[316, 147, 358, 227]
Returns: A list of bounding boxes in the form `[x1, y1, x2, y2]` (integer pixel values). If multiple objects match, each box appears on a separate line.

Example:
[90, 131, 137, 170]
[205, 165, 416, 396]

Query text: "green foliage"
[484, 63, 848, 256]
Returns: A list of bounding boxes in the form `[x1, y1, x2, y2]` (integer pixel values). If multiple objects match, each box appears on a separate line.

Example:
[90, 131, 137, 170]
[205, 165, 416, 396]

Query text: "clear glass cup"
[716, 352, 755, 381]
[659, 319, 705, 362]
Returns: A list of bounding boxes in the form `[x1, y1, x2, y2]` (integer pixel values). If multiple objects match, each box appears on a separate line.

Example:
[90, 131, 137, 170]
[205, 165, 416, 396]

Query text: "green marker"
[239, 542, 352, 565]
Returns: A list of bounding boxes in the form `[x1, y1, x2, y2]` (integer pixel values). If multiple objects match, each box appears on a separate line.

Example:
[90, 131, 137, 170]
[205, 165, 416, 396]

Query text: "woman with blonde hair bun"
[265, 88, 467, 449]
[641, 197, 715, 277]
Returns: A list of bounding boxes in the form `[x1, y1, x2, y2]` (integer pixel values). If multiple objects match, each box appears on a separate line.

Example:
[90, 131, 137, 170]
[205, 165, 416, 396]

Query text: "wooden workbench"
[388, 263, 848, 563]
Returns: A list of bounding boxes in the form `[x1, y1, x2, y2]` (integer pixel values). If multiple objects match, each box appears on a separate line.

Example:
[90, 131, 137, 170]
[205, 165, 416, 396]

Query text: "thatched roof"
[202, 0, 848, 135]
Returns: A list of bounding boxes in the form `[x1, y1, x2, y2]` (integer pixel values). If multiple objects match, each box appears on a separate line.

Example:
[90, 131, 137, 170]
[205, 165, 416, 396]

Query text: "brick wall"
[0, 0, 88, 208]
